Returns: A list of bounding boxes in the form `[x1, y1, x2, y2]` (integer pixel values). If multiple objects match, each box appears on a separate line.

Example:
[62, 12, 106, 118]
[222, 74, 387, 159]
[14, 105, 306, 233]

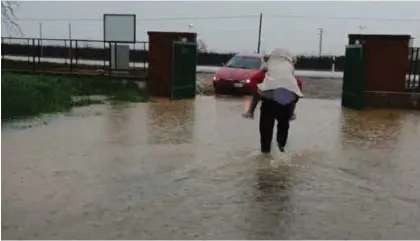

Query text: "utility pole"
[68, 23, 72, 65]
[188, 23, 194, 32]
[358, 25, 366, 34]
[318, 28, 323, 57]
[39, 22, 43, 39]
[257, 13, 263, 54]
[68, 22, 72, 39]
[39, 22, 43, 58]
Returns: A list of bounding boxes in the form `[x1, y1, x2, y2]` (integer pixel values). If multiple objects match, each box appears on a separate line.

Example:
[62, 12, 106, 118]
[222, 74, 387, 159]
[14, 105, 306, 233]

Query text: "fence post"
[27, 39, 30, 64]
[415, 48, 420, 92]
[103, 41, 106, 69]
[114, 42, 118, 72]
[143, 42, 147, 72]
[408, 47, 413, 90]
[75, 40, 78, 67]
[69, 39, 73, 73]
[108, 42, 112, 74]
[37, 39, 41, 66]
[32, 38, 36, 72]
[64, 40, 67, 64]
[131, 43, 135, 72]
[1, 38, 4, 61]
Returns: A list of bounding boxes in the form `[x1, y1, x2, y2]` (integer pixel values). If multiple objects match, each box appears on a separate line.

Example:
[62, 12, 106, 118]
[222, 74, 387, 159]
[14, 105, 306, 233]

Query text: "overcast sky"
[3, 1, 420, 55]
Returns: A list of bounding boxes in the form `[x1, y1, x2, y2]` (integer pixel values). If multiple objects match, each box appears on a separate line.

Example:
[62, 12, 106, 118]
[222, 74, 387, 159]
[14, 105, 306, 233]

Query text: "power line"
[13, 14, 420, 23]
[15, 18, 102, 22]
[266, 14, 420, 22]
[14, 15, 260, 22]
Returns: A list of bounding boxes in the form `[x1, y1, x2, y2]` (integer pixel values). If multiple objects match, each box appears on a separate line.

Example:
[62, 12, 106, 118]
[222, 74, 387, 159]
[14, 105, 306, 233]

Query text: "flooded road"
[2, 96, 420, 239]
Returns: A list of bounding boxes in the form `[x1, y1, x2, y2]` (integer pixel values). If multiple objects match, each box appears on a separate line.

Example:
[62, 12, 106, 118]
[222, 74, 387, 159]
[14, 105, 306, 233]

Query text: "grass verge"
[1, 72, 148, 120]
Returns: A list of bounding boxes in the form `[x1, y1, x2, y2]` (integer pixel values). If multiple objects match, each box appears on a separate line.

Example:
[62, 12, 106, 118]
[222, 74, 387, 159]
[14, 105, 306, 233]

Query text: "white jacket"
[257, 48, 303, 98]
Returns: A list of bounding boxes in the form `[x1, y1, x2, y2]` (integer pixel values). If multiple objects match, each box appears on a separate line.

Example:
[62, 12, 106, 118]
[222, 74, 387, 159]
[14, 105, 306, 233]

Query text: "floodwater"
[2, 96, 420, 239]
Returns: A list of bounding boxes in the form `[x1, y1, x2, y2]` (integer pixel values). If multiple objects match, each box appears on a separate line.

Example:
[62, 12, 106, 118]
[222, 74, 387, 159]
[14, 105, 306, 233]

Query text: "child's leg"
[243, 93, 260, 118]
[248, 93, 260, 116]
[290, 97, 299, 120]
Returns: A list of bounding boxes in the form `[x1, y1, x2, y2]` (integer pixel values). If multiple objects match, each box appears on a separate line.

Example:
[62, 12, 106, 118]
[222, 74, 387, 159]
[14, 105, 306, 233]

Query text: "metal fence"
[2, 36, 420, 87]
[1, 37, 149, 78]
[406, 47, 420, 92]
[2, 37, 339, 72]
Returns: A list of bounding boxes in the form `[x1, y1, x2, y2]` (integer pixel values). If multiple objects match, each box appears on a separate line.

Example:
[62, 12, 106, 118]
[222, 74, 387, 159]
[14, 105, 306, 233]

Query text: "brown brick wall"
[147, 32, 197, 97]
[364, 39, 410, 92]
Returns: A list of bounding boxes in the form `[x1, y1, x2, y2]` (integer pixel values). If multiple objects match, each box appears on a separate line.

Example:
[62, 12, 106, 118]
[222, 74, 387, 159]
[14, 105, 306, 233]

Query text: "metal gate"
[170, 41, 197, 100]
[406, 47, 420, 92]
[341, 44, 365, 110]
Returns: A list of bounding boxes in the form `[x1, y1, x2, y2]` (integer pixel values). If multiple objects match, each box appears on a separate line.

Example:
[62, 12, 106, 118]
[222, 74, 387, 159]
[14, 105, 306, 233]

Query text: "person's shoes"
[261, 148, 271, 154]
[278, 145, 285, 153]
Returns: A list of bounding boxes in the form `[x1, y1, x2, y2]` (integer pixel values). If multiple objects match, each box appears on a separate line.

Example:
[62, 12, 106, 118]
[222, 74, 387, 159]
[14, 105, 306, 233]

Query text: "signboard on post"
[103, 14, 136, 71]
[103, 14, 136, 43]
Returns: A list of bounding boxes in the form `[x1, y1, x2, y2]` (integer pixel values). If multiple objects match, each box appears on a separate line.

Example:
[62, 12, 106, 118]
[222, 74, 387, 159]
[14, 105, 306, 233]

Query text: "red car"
[213, 53, 266, 94]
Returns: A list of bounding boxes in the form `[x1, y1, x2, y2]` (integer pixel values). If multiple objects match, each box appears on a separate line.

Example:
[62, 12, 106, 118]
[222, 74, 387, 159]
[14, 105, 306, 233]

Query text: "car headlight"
[241, 79, 251, 83]
[213, 76, 219, 81]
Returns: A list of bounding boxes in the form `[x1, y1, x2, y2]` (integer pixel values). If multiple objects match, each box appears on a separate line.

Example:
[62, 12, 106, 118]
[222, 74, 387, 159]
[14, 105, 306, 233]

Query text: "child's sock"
[242, 111, 254, 119]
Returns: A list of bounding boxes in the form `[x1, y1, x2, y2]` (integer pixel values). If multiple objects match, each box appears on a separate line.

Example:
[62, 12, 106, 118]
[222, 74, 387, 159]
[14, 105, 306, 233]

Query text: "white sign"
[103, 14, 136, 43]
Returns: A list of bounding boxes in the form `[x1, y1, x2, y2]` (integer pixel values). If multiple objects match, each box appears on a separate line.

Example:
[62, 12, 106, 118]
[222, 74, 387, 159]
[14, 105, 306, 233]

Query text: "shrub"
[2, 73, 72, 119]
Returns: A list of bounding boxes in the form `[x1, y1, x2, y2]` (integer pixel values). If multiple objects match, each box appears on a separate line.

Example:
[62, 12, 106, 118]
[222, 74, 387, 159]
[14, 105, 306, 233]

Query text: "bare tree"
[197, 38, 208, 53]
[261, 48, 267, 55]
[1, 0, 23, 36]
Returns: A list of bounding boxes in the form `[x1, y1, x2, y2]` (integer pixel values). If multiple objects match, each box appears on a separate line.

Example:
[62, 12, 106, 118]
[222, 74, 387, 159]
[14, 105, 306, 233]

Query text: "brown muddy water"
[2, 96, 420, 239]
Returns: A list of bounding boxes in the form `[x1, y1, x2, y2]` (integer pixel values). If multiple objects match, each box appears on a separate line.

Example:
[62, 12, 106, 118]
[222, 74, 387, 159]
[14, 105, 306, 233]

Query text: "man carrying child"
[241, 48, 303, 153]
[242, 61, 303, 120]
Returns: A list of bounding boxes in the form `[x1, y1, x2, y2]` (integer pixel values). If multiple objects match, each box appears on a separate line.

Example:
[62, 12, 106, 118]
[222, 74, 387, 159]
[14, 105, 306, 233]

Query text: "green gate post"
[170, 41, 198, 100]
[341, 44, 365, 110]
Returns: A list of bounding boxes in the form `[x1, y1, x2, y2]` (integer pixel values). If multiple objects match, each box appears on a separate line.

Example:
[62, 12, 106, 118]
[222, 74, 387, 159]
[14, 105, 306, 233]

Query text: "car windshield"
[226, 56, 261, 69]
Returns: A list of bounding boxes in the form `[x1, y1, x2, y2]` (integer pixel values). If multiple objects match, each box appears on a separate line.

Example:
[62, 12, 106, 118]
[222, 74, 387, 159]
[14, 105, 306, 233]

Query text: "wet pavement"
[2, 96, 420, 239]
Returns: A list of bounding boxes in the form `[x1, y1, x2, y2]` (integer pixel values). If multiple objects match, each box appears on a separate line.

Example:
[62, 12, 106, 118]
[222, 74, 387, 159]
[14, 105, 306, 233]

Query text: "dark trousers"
[259, 97, 294, 152]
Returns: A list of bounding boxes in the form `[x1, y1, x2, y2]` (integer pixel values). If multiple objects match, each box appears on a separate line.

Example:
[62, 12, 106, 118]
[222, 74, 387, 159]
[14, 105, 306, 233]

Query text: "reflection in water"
[256, 160, 291, 197]
[339, 109, 403, 149]
[247, 155, 294, 239]
[146, 99, 196, 144]
[106, 104, 131, 145]
[337, 108, 405, 184]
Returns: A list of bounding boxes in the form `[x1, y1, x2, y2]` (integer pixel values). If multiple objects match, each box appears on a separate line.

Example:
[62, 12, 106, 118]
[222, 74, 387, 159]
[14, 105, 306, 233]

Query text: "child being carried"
[242, 67, 303, 120]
